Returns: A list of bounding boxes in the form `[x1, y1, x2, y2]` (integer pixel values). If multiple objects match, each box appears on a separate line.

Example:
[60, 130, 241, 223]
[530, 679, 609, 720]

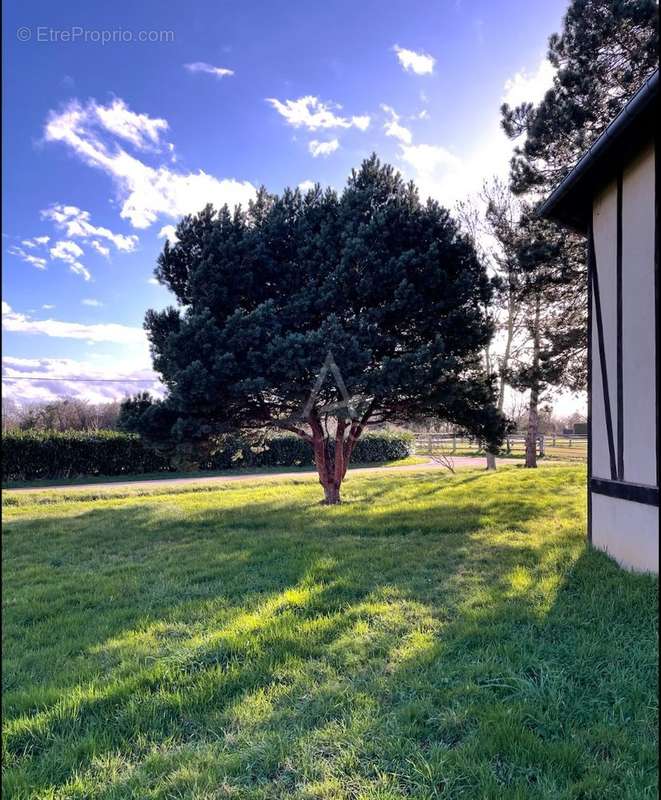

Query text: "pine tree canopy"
[135, 156, 507, 502]
[502, 0, 658, 195]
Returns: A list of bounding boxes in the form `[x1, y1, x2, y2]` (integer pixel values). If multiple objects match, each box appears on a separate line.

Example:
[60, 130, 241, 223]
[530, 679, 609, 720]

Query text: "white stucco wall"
[592, 493, 659, 573]
[621, 140, 656, 485]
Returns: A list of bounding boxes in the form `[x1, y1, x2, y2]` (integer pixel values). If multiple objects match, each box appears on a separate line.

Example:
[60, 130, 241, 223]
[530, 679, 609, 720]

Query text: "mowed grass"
[2, 466, 657, 799]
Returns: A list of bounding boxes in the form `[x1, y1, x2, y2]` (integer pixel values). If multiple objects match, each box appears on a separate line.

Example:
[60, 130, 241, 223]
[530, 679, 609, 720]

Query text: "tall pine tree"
[499, 0, 657, 465]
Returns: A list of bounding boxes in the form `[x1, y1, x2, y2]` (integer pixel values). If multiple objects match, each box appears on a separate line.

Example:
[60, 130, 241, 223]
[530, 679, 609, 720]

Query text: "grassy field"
[2, 465, 657, 799]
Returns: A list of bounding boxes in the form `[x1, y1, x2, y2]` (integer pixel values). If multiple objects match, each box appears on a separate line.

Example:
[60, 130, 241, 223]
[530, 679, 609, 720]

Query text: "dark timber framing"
[654, 128, 661, 516]
[591, 477, 659, 506]
[616, 171, 624, 480]
[587, 227, 593, 544]
[589, 225, 618, 480]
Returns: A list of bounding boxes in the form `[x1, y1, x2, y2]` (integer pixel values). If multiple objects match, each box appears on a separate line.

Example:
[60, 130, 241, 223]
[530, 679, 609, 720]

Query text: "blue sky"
[2, 0, 572, 409]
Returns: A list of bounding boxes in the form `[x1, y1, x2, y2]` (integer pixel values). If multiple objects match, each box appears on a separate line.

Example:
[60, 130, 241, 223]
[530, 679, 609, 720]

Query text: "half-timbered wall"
[589, 138, 658, 573]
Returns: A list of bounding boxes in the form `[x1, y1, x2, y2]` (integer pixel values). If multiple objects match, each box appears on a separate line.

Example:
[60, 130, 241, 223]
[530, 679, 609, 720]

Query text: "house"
[539, 69, 658, 573]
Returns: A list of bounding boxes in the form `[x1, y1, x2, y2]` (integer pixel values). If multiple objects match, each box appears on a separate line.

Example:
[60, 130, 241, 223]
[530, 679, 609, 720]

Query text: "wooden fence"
[412, 432, 588, 460]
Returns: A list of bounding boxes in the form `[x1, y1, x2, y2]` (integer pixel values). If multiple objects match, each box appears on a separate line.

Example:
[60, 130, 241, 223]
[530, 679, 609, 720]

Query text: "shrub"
[2, 430, 414, 483]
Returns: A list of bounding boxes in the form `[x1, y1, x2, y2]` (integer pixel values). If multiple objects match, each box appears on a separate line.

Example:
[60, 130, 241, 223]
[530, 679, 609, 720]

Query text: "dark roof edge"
[538, 69, 658, 227]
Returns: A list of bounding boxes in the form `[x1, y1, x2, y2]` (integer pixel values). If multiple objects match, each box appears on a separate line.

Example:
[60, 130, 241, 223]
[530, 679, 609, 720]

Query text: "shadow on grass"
[3, 468, 657, 799]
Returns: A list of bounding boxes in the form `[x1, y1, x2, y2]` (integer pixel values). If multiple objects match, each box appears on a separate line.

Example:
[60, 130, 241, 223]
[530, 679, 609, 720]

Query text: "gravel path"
[7, 456, 494, 494]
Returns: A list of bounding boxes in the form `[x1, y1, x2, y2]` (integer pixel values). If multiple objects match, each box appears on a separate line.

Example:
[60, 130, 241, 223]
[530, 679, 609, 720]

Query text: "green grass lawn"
[2, 466, 657, 799]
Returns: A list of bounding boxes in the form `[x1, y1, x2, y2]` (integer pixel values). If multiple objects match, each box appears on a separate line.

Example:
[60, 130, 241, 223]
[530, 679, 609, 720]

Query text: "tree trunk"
[525, 294, 541, 469]
[322, 482, 341, 504]
[485, 451, 496, 470]
[307, 408, 371, 505]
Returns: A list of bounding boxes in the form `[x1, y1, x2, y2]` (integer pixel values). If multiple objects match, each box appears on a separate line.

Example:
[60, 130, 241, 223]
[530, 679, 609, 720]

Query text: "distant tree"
[1, 397, 21, 432]
[499, 0, 658, 434]
[2, 397, 122, 432]
[136, 156, 507, 503]
[457, 179, 526, 469]
[506, 210, 584, 467]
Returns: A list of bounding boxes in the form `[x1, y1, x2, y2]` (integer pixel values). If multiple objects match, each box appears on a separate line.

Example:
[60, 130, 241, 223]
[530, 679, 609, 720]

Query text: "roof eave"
[538, 69, 658, 231]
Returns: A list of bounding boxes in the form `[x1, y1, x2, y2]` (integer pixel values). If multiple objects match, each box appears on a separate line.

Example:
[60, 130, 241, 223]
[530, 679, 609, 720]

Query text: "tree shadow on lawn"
[6, 469, 653, 798]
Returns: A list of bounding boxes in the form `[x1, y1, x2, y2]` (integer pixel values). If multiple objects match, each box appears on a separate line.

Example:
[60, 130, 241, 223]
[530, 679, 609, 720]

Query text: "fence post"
[538, 434, 545, 457]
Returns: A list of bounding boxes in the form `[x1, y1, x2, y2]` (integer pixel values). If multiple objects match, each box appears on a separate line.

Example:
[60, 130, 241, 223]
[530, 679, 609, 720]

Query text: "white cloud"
[42, 205, 139, 251]
[147, 277, 160, 285]
[44, 99, 256, 229]
[8, 245, 47, 270]
[2, 355, 163, 405]
[266, 96, 370, 131]
[502, 59, 555, 108]
[69, 263, 92, 281]
[184, 62, 234, 79]
[49, 240, 91, 281]
[308, 139, 339, 157]
[42, 304, 55, 310]
[394, 46, 435, 75]
[298, 180, 316, 192]
[90, 240, 111, 258]
[50, 240, 84, 261]
[93, 98, 169, 150]
[381, 105, 412, 145]
[2, 301, 146, 345]
[82, 298, 103, 307]
[21, 236, 50, 248]
[158, 224, 178, 244]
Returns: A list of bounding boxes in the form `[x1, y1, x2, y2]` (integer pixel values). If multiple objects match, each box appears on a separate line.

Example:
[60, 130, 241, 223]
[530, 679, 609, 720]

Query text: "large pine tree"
[134, 157, 507, 503]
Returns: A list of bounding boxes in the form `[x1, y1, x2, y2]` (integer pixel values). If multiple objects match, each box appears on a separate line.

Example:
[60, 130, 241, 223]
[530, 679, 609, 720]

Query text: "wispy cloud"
[82, 298, 103, 307]
[266, 96, 370, 131]
[184, 62, 234, 79]
[393, 45, 435, 75]
[298, 180, 316, 192]
[2, 301, 146, 345]
[308, 139, 339, 157]
[8, 245, 47, 270]
[93, 98, 169, 150]
[42, 205, 139, 251]
[21, 236, 50, 248]
[44, 99, 256, 229]
[49, 239, 91, 281]
[381, 104, 412, 145]
[2, 355, 162, 405]
[90, 240, 111, 258]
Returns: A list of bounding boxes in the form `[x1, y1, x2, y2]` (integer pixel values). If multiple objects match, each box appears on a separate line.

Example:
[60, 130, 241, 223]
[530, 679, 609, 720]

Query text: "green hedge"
[2, 430, 413, 482]
[1, 430, 169, 482]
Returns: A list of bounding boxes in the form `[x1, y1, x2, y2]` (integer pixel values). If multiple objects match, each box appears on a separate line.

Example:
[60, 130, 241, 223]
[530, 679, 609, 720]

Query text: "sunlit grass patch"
[2, 466, 657, 799]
